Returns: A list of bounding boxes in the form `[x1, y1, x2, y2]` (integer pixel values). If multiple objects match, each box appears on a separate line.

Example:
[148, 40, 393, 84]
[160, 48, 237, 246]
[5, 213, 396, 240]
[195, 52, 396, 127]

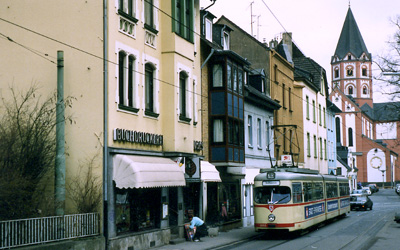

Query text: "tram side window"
[339, 183, 350, 196]
[303, 182, 312, 202]
[313, 182, 324, 200]
[303, 182, 323, 202]
[326, 183, 338, 198]
[292, 182, 302, 203]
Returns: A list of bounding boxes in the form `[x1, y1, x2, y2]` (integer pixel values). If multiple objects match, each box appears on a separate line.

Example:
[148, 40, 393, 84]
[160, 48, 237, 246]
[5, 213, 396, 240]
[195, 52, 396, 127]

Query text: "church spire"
[333, 7, 370, 60]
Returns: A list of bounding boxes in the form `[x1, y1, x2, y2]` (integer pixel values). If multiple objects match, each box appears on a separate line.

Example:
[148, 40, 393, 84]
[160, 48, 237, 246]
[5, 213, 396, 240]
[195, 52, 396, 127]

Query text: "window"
[313, 135, 317, 158]
[118, 51, 138, 112]
[324, 139, 327, 160]
[265, 121, 270, 150]
[212, 64, 223, 87]
[348, 127, 353, 147]
[274, 65, 278, 83]
[306, 96, 309, 119]
[174, 0, 193, 41]
[227, 64, 232, 90]
[319, 137, 323, 159]
[179, 71, 189, 120]
[347, 55, 351, 60]
[362, 67, 367, 76]
[348, 85, 353, 95]
[257, 118, 261, 148]
[205, 18, 212, 41]
[307, 133, 311, 157]
[119, 0, 136, 18]
[283, 128, 287, 152]
[213, 119, 224, 142]
[144, 0, 155, 30]
[312, 100, 316, 123]
[292, 183, 303, 203]
[192, 80, 197, 124]
[248, 115, 253, 146]
[346, 67, 353, 77]
[336, 117, 341, 143]
[334, 68, 339, 78]
[223, 31, 229, 50]
[115, 188, 161, 234]
[323, 107, 326, 127]
[288, 87, 292, 110]
[282, 84, 286, 108]
[319, 104, 322, 125]
[145, 63, 155, 114]
[363, 86, 368, 95]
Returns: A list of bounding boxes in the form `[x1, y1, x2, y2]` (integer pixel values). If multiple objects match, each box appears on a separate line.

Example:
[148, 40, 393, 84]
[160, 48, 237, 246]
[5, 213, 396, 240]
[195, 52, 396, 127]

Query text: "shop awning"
[245, 168, 260, 184]
[113, 154, 186, 189]
[200, 161, 221, 182]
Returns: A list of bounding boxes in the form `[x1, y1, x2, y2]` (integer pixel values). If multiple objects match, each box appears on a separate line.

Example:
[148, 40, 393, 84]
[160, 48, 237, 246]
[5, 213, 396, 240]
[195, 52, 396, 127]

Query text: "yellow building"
[0, 0, 203, 249]
[269, 43, 304, 166]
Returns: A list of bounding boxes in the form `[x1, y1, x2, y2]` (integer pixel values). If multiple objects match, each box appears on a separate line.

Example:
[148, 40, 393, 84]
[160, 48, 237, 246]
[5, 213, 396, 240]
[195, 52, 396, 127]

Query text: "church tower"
[331, 7, 373, 108]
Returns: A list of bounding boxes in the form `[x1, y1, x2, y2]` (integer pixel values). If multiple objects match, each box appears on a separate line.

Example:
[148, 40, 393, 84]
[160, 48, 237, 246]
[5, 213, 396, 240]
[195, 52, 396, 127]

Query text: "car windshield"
[254, 186, 291, 204]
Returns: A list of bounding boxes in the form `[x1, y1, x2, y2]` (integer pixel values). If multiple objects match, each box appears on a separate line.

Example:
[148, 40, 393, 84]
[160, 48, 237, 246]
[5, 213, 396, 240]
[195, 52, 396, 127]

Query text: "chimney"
[282, 32, 293, 58]
[269, 39, 278, 49]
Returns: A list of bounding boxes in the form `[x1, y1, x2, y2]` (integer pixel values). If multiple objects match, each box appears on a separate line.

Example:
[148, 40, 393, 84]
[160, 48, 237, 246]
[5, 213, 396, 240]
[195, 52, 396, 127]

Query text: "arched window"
[348, 127, 353, 147]
[334, 68, 339, 78]
[348, 86, 353, 95]
[335, 117, 341, 144]
[362, 67, 367, 76]
[363, 86, 368, 95]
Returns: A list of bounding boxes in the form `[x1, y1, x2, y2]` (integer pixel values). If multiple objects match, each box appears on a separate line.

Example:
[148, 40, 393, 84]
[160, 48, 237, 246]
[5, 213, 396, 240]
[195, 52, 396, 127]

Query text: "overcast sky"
[200, 0, 400, 102]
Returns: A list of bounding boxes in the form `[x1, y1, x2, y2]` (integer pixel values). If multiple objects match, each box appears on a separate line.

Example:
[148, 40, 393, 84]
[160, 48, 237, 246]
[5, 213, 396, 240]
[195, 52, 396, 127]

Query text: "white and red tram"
[253, 168, 350, 233]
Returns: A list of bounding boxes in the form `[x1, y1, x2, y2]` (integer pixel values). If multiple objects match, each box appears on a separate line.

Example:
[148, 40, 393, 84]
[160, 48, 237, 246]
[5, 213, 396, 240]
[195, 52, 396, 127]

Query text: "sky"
[200, 0, 400, 102]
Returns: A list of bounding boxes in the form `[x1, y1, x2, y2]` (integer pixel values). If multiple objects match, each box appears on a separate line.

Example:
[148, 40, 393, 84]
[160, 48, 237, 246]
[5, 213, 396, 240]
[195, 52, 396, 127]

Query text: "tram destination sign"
[113, 128, 163, 146]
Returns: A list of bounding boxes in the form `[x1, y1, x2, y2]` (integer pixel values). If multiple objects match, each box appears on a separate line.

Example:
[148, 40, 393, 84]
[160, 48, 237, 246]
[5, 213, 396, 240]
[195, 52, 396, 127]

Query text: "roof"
[334, 8, 370, 59]
[372, 102, 400, 121]
[244, 85, 281, 111]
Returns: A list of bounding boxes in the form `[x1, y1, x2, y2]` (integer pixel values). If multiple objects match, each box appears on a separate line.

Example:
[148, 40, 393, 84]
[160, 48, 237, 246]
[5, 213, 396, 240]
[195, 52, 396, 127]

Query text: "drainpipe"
[103, 0, 110, 247]
[55, 50, 66, 216]
[201, 48, 215, 69]
[204, 0, 217, 10]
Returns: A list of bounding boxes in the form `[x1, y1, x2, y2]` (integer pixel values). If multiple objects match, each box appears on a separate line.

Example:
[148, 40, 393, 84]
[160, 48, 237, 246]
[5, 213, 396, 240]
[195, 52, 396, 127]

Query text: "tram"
[253, 167, 350, 233]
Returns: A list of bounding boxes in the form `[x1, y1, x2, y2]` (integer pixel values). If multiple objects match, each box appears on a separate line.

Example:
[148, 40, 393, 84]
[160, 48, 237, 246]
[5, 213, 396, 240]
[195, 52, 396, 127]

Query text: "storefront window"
[115, 187, 161, 234]
[218, 182, 241, 222]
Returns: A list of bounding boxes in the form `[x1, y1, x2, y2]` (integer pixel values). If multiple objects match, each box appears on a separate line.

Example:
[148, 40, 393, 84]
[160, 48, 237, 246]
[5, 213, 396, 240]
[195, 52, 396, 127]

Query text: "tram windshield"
[254, 186, 291, 204]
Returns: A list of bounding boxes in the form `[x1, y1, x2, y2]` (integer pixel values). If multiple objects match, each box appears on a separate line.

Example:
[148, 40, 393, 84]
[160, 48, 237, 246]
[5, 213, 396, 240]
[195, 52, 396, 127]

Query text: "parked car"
[368, 184, 379, 193]
[362, 186, 372, 195]
[350, 195, 373, 211]
[396, 184, 400, 195]
[351, 189, 368, 195]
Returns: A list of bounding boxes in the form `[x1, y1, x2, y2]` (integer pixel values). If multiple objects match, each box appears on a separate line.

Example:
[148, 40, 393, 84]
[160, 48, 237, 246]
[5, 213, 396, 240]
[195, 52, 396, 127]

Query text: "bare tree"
[68, 153, 102, 214]
[375, 16, 400, 101]
[0, 85, 74, 220]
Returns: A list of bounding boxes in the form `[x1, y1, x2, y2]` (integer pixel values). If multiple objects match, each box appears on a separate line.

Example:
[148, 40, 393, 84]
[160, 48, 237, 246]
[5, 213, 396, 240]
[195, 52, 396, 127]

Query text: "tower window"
[334, 68, 339, 78]
[346, 67, 353, 77]
[362, 67, 367, 76]
[348, 86, 353, 95]
[363, 86, 368, 95]
[347, 55, 351, 60]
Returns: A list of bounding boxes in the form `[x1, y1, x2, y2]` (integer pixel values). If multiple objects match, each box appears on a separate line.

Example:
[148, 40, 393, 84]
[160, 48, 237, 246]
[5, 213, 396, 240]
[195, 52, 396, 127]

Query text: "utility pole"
[250, 1, 254, 36]
[55, 50, 66, 216]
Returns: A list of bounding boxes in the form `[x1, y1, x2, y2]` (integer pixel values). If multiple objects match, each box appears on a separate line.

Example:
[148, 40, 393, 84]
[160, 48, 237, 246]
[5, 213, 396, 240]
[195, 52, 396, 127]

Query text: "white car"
[362, 186, 372, 195]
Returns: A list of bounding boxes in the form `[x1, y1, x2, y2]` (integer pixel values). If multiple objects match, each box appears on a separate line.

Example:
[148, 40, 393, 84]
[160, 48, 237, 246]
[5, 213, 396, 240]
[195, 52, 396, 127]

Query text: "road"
[217, 188, 400, 250]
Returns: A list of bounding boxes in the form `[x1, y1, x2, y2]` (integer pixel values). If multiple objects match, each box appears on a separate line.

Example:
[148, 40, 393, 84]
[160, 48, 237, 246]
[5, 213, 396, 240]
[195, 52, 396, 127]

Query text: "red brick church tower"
[329, 7, 400, 188]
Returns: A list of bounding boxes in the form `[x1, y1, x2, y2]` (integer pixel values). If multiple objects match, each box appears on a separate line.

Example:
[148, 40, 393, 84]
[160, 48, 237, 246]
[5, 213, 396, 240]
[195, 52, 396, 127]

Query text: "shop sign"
[185, 157, 200, 180]
[113, 128, 163, 146]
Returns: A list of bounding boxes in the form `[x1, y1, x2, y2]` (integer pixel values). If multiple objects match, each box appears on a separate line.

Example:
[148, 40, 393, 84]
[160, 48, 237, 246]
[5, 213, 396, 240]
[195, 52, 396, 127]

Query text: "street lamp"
[380, 169, 386, 188]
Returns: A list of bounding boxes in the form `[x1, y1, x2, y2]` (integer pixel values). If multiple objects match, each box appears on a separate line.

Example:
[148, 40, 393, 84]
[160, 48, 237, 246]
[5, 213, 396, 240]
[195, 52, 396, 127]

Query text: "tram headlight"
[268, 214, 276, 222]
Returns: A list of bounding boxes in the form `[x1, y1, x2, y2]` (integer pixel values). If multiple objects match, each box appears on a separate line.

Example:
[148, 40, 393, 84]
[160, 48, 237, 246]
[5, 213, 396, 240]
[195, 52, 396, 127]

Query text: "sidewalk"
[154, 226, 263, 250]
